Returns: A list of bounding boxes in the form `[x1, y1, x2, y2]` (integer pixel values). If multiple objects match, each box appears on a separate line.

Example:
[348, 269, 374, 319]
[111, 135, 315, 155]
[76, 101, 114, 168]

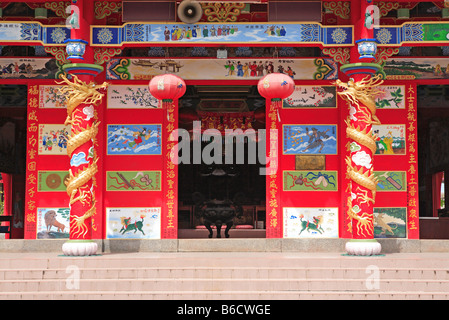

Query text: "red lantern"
[149, 73, 186, 120]
[149, 74, 186, 101]
[257, 73, 294, 121]
[257, 73, 295, 100]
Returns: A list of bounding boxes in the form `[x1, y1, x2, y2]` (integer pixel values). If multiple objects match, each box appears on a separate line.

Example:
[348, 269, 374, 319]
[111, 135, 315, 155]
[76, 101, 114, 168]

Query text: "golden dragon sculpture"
[57, 75, 108, 238]
[335, 74, 384, 236]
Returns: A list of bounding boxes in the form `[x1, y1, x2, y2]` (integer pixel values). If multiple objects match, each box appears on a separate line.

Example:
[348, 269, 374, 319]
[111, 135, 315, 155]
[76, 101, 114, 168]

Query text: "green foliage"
[376, 87, 403, 108]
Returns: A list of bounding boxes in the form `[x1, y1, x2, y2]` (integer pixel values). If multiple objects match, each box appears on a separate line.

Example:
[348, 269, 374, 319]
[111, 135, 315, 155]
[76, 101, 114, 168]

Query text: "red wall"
[22, 77, 419, 240]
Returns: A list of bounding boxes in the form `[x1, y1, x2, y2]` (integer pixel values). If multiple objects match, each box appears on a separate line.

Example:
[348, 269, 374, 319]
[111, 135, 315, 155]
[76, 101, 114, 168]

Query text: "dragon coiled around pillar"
[335, 74, 384, 236]
[57, 75, 108, 238]
[336, 75, 384, 125]
[345, 158, 378, 237]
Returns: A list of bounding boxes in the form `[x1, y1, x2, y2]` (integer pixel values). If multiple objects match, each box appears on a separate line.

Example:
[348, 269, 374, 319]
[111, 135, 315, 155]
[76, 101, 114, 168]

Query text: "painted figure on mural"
[286, 66, 296, 79]
[280, 26, 286, 36]
[13, 62, 19, 75]
[107, 124, 161, 155]
[243, 62, 249, 77]
[250, 61, 257, 76]
[377, 130, 395, 154]
[303, 127, 330, 153]
[434, 64, 442, 76]
[257, 61, 264, 76]
[264, 25, 286, 36]
[266, 62, 274, 74]
[237, 61, 243, 77]
[164, 27, 170, 41]
[126, 127, 151, 149]
[225, 61, 235, 76]
[41, 128, 69, 153]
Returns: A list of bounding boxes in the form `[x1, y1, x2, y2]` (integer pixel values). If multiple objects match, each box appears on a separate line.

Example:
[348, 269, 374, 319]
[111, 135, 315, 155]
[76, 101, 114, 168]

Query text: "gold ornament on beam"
[202, 2, 245, 22]
[44, 1, 71, 19]
[323, 1, 351, 19]
[322, 47, 350, 65]
[44, 46, 70, 65]
[94, 0, 122, 20]
[93, 47, 122, 65]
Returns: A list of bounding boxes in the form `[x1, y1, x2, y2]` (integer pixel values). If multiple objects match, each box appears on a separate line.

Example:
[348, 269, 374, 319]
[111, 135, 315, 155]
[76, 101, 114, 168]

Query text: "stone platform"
[1, 238, 449, 253]
[1, 251, 449, 299]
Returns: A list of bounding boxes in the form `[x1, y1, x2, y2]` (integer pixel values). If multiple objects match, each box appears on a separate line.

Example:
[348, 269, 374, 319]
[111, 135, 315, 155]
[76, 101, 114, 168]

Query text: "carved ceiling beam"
[44, 45, 70, 65]
[44, 1, 70, 19]
[374, 47, 400, 66]
[323, 1, 351, 20]
[93, 47, 122, 65]
[94, 1, 122, 20]
[201, 3, 246, 22]
[322, 47, 350, 65]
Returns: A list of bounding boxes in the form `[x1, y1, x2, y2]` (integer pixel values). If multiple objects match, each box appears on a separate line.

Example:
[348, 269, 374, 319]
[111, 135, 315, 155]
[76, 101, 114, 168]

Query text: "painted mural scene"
[1, 0, 449, 300]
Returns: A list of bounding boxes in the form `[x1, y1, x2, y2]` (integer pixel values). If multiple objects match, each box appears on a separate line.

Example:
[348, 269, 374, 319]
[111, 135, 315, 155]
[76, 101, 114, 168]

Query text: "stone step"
[1, 277, 449, 293]
[1, 255, 449, 269]
[1, 267, 449, 281]
[1, 290, 449, 300]
[2, 252, 449, 300]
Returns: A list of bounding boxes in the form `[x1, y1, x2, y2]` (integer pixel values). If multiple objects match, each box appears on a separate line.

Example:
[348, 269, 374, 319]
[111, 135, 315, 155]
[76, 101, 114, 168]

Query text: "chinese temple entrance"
[177, 85, 266, 238]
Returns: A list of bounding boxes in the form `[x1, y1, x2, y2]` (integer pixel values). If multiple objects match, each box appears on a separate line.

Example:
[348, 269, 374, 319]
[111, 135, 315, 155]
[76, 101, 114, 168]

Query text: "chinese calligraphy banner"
[406, 84, 419, 239]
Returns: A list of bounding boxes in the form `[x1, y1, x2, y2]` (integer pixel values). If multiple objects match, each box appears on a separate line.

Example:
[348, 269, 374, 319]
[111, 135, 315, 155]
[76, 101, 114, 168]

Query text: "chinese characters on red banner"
[24, 85, 39, 237]
[266, 101, 281, 238]
[406, 84, 419, 239]
[163, 102, 178, 238]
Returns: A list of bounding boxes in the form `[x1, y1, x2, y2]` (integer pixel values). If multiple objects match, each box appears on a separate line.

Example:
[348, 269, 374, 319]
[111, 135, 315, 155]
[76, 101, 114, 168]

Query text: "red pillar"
[61, 0, 107, 255]
[339, 0, 383, 255]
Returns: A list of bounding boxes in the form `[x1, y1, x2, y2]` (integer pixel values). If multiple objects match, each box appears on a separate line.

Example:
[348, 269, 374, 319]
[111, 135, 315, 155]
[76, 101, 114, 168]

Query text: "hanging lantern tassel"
[272, 98, 282, 122]
[163, 99, 173, 121]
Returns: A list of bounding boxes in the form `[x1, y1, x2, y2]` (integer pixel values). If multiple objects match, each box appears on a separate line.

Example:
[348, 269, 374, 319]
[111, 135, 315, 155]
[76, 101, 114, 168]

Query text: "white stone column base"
[62, 240, 98, 256]
[345, 239, 382, 256]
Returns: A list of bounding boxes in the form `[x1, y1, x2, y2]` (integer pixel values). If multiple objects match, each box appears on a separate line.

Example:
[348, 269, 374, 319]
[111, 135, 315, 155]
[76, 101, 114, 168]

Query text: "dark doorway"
[177, 85, 266, 238]
[417, 85, 449, 238]
[0, 85, 27, 239]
